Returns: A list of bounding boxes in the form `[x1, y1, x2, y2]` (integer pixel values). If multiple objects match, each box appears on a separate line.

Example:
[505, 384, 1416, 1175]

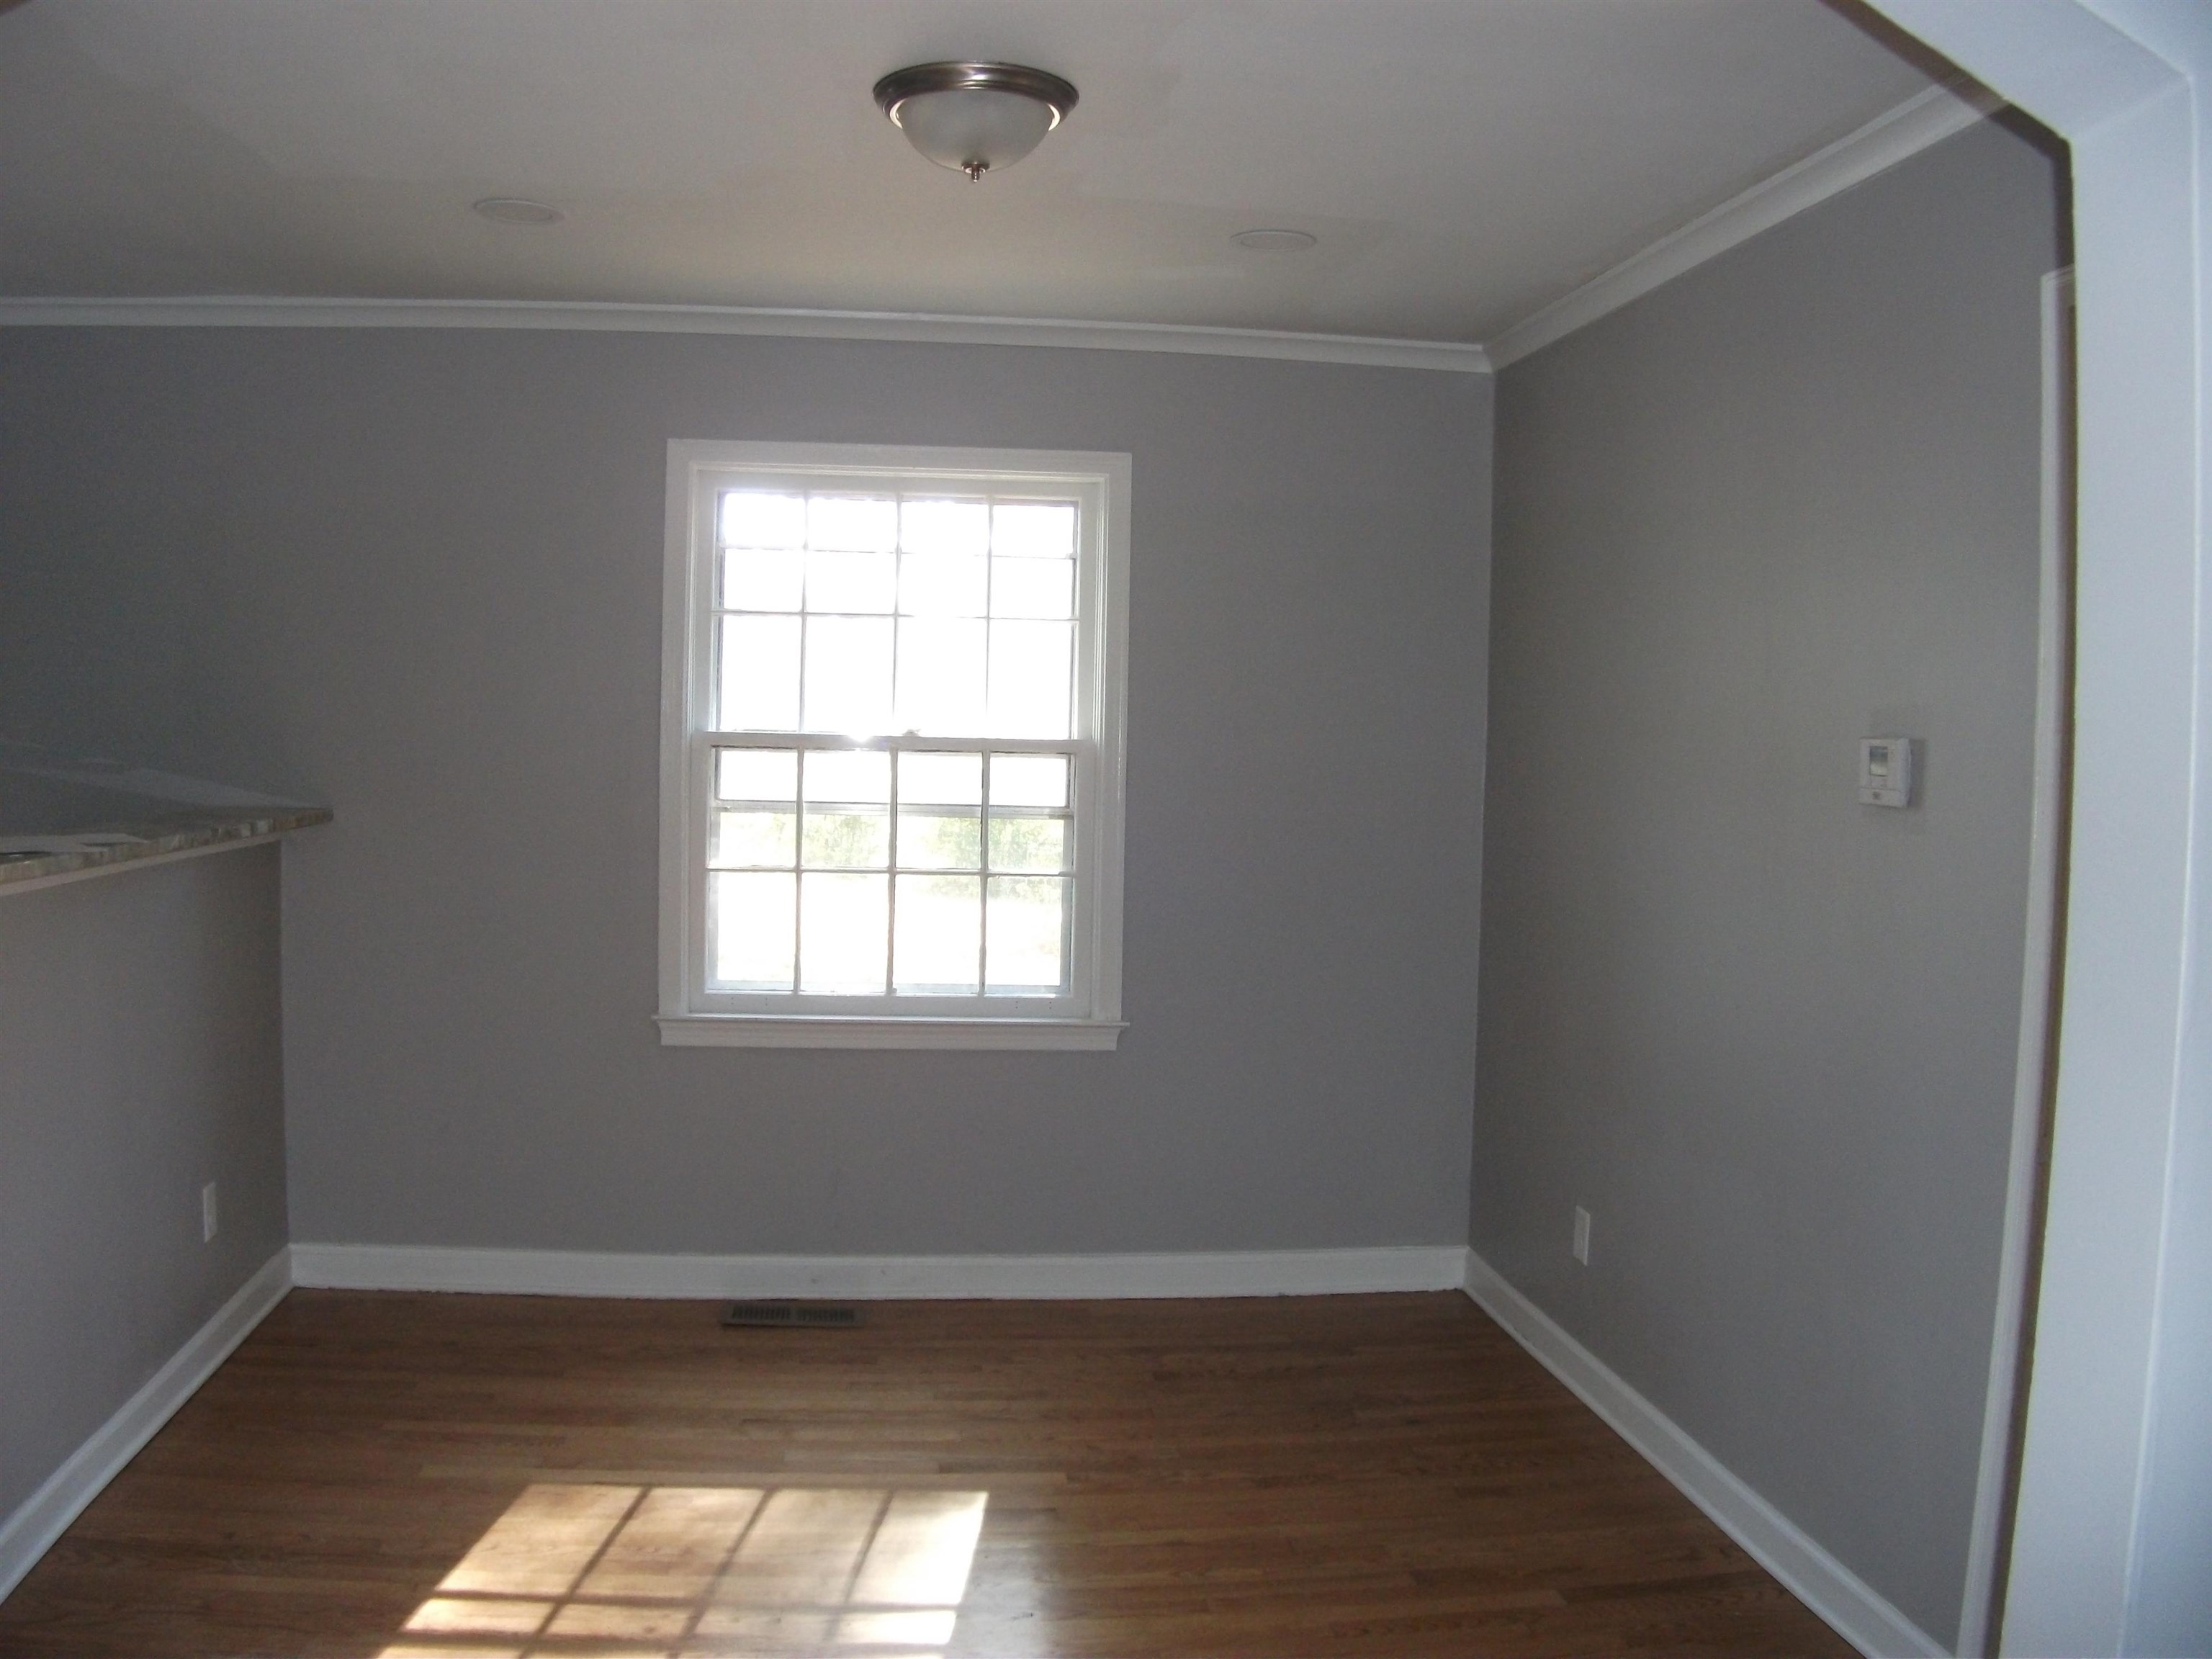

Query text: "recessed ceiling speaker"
[472, 197, 564, 225]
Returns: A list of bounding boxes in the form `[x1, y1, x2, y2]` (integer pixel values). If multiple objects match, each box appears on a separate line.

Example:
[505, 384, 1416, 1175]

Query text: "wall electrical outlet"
[201, 1182, 218, 1244]
[1572, 1205, 1591, 1266]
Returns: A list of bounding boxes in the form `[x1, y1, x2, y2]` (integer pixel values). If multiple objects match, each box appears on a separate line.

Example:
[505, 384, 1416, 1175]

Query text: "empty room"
[1, 2, 2206, 1656]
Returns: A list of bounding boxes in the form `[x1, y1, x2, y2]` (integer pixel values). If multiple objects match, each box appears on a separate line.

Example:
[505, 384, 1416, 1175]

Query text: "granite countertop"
[0, 804, 335, 890]
[0, 745, 333, 891]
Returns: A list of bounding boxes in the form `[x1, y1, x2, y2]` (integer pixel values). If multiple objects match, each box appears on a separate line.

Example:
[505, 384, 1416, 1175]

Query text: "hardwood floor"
[0, 1291, 1854, 1658]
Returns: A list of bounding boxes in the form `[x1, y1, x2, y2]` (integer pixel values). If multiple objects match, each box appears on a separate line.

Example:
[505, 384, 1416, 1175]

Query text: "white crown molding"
[0, 295, 1492, 374]
[1461, 1250, 1943, 1659]
[1485, 80, 2005, 370]
[289, 1242, 1469, 1300]
[0, 1248, 292, 1604]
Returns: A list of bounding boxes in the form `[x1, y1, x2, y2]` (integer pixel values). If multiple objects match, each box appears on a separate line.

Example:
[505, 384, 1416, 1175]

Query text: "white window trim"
[657, 440, 1130, 1050]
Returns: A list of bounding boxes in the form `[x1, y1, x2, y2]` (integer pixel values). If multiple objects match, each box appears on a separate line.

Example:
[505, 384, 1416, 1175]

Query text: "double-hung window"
[658, 442, 1129, 1048]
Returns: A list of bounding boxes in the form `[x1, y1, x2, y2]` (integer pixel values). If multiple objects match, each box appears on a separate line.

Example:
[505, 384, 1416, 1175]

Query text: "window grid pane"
[711, 871, 796, 990]
[710, 741, 1076, 1000]
[714, 488, 1077, 741]
[986, 876, 1069, 994]
[703, 477, 1089, 1008]
[893, 874, 982, 994]
[799, 872, 889, 994]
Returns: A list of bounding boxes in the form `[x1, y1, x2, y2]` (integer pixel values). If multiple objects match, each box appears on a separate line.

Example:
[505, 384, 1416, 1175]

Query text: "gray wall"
[1473, 120, 2061, 1647]
[0, 847, 289, 1520]
[0, 773, 197, 835]
[0, 332, 1491, 1255]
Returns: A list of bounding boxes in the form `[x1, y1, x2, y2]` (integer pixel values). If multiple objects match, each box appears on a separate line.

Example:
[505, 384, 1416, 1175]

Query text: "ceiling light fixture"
[873, 61, 1078, 181]
[1231, 228, 1317, 252]
[472, 197, 563, 225]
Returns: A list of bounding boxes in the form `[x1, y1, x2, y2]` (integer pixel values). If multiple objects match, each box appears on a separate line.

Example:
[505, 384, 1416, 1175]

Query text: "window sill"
[655, 1015, 1125, 1051]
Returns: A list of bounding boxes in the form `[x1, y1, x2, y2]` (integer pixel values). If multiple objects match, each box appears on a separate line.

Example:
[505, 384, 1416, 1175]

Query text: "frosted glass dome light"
[873, 63, 1079, 181]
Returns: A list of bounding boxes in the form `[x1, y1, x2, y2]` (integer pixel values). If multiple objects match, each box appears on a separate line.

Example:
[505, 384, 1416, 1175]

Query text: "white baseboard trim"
[0, 1247, 292, 1604]
[289, 1242, 1468, 1301]
[1460, 1250, 1946, 1659]
[0, 1238, 1942, 1654]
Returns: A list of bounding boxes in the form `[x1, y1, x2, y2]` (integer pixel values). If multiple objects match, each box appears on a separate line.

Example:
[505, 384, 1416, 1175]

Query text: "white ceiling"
[0, 0, 1951, 345]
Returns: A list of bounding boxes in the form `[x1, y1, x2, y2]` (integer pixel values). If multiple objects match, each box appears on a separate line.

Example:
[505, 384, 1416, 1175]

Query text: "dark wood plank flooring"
[0, 1290, 1854, 1658]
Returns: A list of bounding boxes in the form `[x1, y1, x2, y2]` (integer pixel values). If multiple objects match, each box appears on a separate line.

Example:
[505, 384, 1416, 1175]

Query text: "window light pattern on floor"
[379, 1483, 987, 1658]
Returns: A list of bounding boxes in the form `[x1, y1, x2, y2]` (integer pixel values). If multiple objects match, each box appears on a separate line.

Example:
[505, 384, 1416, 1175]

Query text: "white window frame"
[657, 441, 1130, 1050]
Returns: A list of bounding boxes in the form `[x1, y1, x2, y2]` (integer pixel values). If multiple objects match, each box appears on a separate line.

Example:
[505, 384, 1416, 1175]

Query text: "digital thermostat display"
[1859, 737, 1915, 808]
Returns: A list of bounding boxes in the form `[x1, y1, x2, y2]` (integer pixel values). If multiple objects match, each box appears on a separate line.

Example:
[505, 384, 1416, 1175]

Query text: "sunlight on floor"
[377, 1483, 988, 1658]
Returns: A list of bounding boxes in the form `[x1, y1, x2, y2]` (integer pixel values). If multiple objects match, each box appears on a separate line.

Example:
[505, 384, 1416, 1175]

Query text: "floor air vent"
[721, 1301, 863, 1329]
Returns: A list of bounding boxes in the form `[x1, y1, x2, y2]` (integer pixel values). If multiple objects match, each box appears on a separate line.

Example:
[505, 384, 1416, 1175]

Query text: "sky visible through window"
[715, 491, 1076, 742]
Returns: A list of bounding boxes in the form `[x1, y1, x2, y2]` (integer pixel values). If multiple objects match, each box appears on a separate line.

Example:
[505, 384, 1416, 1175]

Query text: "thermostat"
[1859, 737, 1915, 807]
